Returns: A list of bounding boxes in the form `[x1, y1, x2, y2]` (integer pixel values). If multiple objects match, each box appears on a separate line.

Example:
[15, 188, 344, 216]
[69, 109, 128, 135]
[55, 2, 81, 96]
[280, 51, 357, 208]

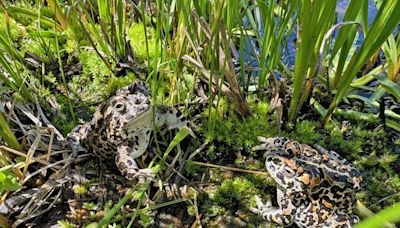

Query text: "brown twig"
[190, 161, 269, 176]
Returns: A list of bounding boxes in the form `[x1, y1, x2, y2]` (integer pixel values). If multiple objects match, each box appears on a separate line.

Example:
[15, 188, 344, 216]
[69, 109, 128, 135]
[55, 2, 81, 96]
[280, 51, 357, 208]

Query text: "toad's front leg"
[115, 145, 155, 182]
[323, 212, 360, 227]
[251, 188, 296, 226]
[155, 106, 195, 137]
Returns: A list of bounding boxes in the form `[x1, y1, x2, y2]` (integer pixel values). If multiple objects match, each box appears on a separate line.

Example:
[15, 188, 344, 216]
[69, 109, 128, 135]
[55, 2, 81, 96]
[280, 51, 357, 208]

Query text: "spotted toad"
[67, 81, 190, 180]
[252, 137, 362, 227]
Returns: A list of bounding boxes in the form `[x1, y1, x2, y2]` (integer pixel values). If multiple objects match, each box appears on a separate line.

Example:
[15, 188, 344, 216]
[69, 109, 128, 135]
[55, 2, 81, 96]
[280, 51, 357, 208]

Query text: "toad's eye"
[283, 166, 295, 178]
[115, 102, 126, 113]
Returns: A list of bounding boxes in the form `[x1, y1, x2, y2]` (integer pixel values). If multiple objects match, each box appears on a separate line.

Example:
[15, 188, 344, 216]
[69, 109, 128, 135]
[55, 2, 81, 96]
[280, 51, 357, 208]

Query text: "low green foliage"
[325, 126, 364, 156]
[57, 220, 76, 228]
[0, 11, 26, 41]
[0, 170, 20, 195]
[185, 161, 204, 177]
[83, 202, 99, 211]
[73, 185, 88, 195]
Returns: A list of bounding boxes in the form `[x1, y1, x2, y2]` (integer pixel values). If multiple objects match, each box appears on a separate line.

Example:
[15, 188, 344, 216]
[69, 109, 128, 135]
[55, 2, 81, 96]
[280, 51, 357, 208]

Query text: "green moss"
[212, 177, 261, 210]
[378, 151, 398, 170]
[185, 161, 204, 177]
[328, 128, 363, 156]
[198, 172, 271, 225]
[67, 50, 111, 103]
[65, 28, 80, 54]
[291, 120, 322, 145]
[203, 204, 227, 219]
[202, 96, 276, 154]
[65, 25, 91, 53]
[128, 22, 156, 62]
[234, 154, 264, 170]
[68, 50, 139, 105]
[21, 34, 60, 63]
[105, 73, 137, 95]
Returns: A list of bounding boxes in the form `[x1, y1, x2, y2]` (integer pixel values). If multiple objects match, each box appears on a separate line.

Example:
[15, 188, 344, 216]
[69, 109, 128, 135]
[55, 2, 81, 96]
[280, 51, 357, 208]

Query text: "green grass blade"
[46, 0, 70, 29]
[329, 0, 363, 87]
[6, 5, 60, 29]
[53, 7, 76, 124]
[330, 0, 365, 64]
[97, 0, 111, 21]
[351, 65, 383, 87]
[0, 112, 21, 151]
[355, 202, 400, 228]
[152, 127, 191, 171]
[0, 30, 23, 63]
[115, 0, 126, 58]
[374, 74, 400, 99]
[386, 119, 400, 132]
[97, 182, 143, 227]
[0, 46, 34, 102]
[382, 34, 400, 80]
[257, 0, 296, 86]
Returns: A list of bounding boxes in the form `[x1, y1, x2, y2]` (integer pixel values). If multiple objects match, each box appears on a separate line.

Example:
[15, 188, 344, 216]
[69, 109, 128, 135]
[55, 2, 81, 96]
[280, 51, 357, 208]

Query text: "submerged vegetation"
[0, 0, 399, 227]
